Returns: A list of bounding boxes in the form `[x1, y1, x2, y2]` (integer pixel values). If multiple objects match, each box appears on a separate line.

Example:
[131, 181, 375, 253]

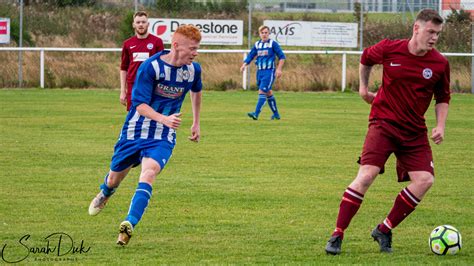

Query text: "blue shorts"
[110, 138, 174, 172]
[256, 69, 275, 93]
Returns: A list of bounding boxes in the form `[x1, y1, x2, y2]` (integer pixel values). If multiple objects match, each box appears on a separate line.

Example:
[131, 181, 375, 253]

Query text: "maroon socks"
[378, 187, 420, 234]
[332, 187, 364, 239]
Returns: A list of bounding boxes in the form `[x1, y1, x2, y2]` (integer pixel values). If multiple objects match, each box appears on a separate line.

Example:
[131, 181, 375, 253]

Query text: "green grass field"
[0, 89, 473, 264]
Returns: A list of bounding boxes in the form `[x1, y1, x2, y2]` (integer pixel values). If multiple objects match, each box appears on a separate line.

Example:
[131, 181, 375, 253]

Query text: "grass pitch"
[0, 89, 472, 264]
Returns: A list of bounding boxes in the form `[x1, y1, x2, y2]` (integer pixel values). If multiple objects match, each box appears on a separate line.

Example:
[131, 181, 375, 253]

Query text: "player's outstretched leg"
[371, 226, 393, 253]
[248, 94, 266, 120]
[89, 173, 116, 216]
[116, 182, 152, 246]
[117, 221, 133, 246]
[267, 95, 280, 120]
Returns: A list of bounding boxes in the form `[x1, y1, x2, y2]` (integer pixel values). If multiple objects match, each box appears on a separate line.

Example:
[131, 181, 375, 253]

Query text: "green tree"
[156, 0, 247, 14]
[117, 11, 135, 46]
[440, 8, 471, 52]
[10, 17, 34, 46]
[353, 2, 368, 24]
[156, 0, 193, 12]
[446, 8, 471, 24]
[41, 0, 96, 7]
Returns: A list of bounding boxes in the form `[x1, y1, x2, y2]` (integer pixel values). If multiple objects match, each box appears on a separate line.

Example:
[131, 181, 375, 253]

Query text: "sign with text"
[0, 18, 10, 44]
[264, 20, 358, 48]
[149, 18, 243, 45]
[441, 0, 474, 17]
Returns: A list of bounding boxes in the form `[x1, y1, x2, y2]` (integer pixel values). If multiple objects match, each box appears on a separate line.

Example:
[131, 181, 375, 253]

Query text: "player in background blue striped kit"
[241, 25, 286, 120]
[88, 25, 203, 246]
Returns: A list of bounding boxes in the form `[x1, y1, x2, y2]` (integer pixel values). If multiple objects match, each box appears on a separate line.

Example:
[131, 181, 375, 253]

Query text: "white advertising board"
[149, 18, 243, 45]
[460, 0, 474, 9]
[441, 0, 474, 17]
[264, 20, 358, 48]
[0, 18, 10, 44]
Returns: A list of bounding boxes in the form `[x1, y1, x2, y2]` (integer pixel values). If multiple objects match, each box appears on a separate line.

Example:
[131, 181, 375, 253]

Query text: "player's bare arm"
[136, 103, 182, 129]
[359, 63, 376, 104]
[431, 103, 449, 145]
[120, 70, 128, 106]
[188, 90, 202, 142]
[275, 59, 285, 78]
[240, 63, 247, 73]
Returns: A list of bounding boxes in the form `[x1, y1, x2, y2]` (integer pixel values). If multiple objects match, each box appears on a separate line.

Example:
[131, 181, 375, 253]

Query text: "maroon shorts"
[359, 119, 434, 182]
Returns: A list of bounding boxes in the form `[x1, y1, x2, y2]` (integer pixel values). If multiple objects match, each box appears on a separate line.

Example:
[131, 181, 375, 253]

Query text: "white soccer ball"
[429, 225, 462, 255]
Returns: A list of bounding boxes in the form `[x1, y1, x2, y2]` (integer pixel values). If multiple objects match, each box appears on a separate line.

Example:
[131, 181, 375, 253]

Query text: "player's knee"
[413, 173, 434, 189]
[143, 168, 159, 177]
[139, 167, 160, 184]
[423, 174, 434, 189]
[353, 172, 376, 190]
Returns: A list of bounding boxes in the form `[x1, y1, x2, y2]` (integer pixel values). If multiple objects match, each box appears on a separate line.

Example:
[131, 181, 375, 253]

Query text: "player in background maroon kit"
[120, 11, 164, 111]
[325, 9, 450, 255]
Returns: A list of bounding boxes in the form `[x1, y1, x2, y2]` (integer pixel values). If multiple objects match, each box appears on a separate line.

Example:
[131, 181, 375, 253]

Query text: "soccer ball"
[429, 225, 462, 255]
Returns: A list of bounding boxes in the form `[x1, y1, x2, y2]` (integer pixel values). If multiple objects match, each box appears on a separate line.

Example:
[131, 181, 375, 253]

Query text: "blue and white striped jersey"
[119, 50, 202, 146]
[244, 39, 286, 70]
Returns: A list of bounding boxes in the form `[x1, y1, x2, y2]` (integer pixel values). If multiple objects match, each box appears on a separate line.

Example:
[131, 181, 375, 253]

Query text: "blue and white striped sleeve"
[131, 60, 156, 107]
[191, 63, 202, 93]
[244, 45, 258, 64]
[273, 41, 286, 60]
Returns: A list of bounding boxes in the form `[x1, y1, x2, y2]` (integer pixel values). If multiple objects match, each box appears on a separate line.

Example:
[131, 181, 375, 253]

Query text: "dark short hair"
[133, 11, 148, 19]
[416, 9, 443, 24]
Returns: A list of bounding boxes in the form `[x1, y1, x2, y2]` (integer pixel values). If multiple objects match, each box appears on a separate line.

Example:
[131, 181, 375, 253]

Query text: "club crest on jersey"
[182, 70, 190, 80]
[422, 68, 433, 79]
[147, 43, 154, 50]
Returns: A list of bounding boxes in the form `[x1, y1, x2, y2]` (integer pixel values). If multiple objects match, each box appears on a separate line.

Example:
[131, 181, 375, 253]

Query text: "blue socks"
[267, 95, 279, 116]
[254, 94, 267, 116]
[126, 182, 153, 227]
[99, 175, 154, 229]
[100, 173, 116, 197]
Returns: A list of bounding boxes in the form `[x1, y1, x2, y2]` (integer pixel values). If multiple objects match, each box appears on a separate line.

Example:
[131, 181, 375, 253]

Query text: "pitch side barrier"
[0, 47, 472, 91]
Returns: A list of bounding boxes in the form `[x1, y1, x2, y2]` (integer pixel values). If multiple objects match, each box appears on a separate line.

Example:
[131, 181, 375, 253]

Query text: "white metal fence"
[254, 0, 440, 13]
[0, 47, 473, 91]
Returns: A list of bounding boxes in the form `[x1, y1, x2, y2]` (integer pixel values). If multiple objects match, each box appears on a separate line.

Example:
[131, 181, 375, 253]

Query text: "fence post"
[341, 52, 347, 92]
[472, 23, 474, 94]
[18, 0, 24, 88]
[242, 52, 247, 90]
[40, 49, 44, 88]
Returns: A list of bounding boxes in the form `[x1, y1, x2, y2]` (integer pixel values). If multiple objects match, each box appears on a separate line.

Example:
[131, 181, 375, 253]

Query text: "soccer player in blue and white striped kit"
[88, 25, 203, 246]
[241, 25, 286, 120]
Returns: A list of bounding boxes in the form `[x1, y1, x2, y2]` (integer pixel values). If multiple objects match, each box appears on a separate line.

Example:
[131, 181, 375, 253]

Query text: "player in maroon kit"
[325, 9, 450, 255]
[120, 11, 164, 111]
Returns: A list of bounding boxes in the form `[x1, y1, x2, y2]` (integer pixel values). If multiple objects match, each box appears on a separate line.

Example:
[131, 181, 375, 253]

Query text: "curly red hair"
[174, 24, 202, 42]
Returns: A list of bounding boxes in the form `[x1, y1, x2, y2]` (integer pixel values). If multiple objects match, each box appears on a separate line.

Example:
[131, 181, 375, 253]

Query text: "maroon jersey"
[360, 39, 450, 134]
[121, 34, 164, 84]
